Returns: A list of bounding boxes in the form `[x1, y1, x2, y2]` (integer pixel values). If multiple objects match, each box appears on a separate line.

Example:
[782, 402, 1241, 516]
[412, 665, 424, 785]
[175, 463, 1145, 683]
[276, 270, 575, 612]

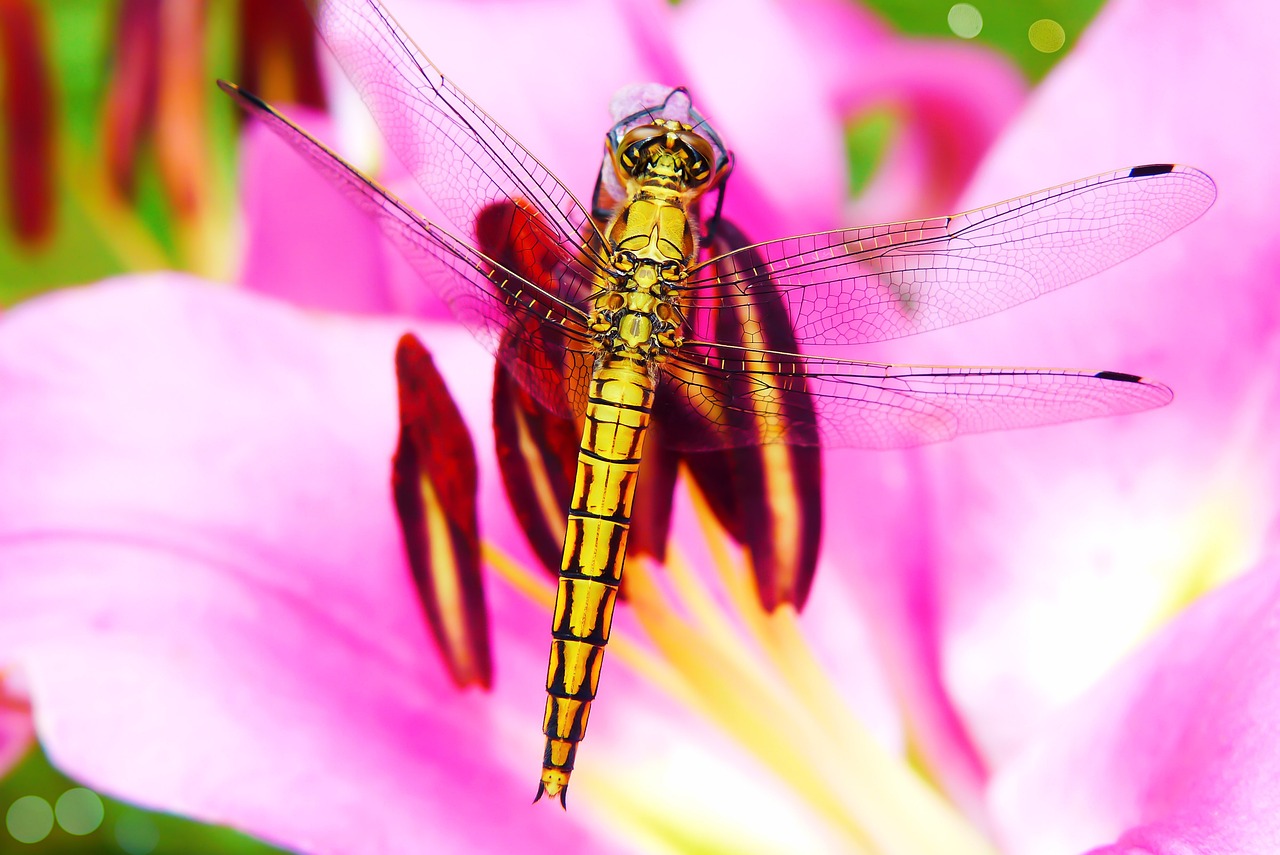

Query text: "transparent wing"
[221, 82, 595, 418]
[311, 0, 609, 286]
[684, 165, 1216, 346]
[659, 343, 1173, 450]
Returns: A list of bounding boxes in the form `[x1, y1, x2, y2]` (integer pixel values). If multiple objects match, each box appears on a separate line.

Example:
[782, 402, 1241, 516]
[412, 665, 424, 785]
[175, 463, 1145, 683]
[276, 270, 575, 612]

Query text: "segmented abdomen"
[538, 353, 655, 804]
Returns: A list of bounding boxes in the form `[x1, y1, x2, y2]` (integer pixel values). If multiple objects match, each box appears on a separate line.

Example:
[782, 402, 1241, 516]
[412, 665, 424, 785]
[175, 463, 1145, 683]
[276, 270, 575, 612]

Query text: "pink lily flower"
[4, 1, 1270, 855]
[816, 0, 1280, 848]
[0, 2, 1025, 850]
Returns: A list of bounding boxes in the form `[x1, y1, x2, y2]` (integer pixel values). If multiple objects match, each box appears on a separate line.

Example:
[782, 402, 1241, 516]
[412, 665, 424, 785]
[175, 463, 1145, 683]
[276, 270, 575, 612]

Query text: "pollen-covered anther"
[391, 333, 493, 689]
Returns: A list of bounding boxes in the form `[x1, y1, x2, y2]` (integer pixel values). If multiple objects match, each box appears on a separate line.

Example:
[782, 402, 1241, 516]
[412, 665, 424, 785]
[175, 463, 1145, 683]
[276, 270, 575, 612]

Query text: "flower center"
[485, 473, 995, 854]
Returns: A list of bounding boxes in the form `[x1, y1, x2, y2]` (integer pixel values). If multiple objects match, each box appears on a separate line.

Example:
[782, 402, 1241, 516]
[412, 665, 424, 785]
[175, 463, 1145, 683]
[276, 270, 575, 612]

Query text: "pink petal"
[654, 0, 849, 238]
[837, 39, 1026, 223]
[785, 0, 1026, 222]
[237, 106, 398, 314]
[0, 275, 914, 850]
[989, 561, 1280, 855]
[819, 0, 1278, 816]
[917, 0, 1280, 769]
[815, 448, 991, 820]
[0, 277, 619, 852]
[370, 0, 653, 215]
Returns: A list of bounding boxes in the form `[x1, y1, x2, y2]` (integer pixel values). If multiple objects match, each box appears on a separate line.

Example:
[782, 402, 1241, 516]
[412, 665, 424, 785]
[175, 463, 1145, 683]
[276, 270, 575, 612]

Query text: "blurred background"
[1, 0, 1099, 851]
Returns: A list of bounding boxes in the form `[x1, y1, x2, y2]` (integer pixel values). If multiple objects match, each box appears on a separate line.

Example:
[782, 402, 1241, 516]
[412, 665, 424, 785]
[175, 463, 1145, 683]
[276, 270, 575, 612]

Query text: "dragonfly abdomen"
[538, 353, 656, 805]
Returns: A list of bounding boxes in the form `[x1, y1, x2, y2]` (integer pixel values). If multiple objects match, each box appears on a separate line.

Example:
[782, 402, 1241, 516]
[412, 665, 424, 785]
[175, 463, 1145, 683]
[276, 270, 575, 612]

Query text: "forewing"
[684, 165, 1216, 346]
[663, 344, 1173, 450]
[221, 82, 593, 418]
[310, 0, 608, 288]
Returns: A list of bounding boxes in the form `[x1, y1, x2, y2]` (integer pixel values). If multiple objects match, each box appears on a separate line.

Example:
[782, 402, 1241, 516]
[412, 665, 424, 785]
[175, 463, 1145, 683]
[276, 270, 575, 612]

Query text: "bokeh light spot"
[55, 787, 104, 836]
[1028, 18, 1066, 53]
[115, 811, 160, 855]
[947, 4, 983, 39]
[6, 795, 54, 844]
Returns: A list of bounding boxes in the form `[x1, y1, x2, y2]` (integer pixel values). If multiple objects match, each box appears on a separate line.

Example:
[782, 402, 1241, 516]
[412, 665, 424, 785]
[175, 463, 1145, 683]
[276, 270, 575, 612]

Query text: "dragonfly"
[220, 0, 1215, 807]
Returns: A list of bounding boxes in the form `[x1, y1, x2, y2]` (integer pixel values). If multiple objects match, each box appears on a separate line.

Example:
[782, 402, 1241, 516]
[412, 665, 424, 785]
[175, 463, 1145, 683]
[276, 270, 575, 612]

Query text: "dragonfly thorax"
[591, 213, 691, 359]
[590, 255, 684, 359]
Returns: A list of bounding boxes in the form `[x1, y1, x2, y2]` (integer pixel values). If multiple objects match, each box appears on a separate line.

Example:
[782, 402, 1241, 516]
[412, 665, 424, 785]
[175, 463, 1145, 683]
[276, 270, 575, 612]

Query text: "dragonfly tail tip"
[534, 770, 570, 809]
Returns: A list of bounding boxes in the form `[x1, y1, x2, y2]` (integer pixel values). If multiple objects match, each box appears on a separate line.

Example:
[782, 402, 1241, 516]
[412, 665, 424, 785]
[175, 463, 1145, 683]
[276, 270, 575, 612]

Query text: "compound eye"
[616, 127, 665, 179]
[680, 133, 717, 187]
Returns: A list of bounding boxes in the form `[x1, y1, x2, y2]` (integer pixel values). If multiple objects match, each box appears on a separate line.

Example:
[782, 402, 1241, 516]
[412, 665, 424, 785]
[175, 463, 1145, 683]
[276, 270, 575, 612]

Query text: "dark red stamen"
[0, 0, 54, 244]
[392, 333, 492, 689]
[492, 358, 579, 577]
[102, 0, 160, 201]
[692, 219, 825, 610]
[238, 0, 326, 109]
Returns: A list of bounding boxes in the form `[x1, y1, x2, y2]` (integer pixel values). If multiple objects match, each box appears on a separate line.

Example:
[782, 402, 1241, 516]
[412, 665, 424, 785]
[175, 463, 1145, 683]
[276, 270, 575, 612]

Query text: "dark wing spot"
[1095, 370, 1143, 383]
[1129, 164, 1175, 177]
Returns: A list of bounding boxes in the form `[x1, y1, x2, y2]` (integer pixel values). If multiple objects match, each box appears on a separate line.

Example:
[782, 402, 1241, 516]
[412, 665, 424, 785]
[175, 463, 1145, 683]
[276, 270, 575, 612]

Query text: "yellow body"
[537, 121, 712, 804]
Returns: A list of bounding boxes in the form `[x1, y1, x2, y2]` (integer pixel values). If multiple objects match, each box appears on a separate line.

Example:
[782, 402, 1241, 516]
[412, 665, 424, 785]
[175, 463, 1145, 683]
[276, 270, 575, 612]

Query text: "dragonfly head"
[613, 120, 722, 195]
[598, 85, 732, 208]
